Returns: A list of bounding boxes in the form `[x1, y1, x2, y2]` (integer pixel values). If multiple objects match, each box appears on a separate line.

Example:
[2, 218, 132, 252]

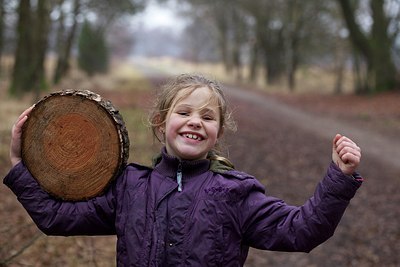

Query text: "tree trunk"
[248, 38, 259, 83]
[352, 50, 369, 94]
[10, 0, 51, 97]
[213, 4, 232, 74]
[337, 0, 398, 93]
[32, 0, 52, 100]
[265, 28, 285, 85]
[53, 0, 80, 84]
[333, 35, 346, 94]
[0, 0, 4, 73]
[287, 56, 297, 91]
[370, 0, 397, 92]
[286, 0, 304, 92]
[287, 36, 299, 91]
[10, 0, 33, 96]
[21, 90, 130, 201]
[231, 7, 246, 82]
[334, 58, 344, 95]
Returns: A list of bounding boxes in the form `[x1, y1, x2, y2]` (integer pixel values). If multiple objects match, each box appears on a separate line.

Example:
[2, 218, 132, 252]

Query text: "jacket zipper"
[177, 162, 183, 192]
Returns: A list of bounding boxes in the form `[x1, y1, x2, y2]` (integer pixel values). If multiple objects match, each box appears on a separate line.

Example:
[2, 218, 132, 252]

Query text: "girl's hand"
[10, 106, 34, 167]
[332, 134, 361, 175]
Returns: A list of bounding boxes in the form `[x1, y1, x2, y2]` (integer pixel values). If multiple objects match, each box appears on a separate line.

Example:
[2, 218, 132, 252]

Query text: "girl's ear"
[153, 113, 164, 132]
[156, 125, 166, 144]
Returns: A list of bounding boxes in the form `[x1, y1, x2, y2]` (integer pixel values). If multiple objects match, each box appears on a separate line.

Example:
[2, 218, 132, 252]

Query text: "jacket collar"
[153, 147, 211, 180]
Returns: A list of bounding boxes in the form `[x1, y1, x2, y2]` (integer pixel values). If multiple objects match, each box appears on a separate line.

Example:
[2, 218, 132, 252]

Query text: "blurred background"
[1, 0, 399, 96]
[0, 0, 399, 266]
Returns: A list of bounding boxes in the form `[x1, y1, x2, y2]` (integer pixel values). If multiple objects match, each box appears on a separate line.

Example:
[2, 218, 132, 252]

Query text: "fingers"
[18, 105, 34, 120]
[12, 105, 34, 134]
[335, 135, 361, 162]
[336, 139, 361, 162]
[10, 105, 34, 167]
[333, 134, 361, 174]
[332, 133, 342, 146]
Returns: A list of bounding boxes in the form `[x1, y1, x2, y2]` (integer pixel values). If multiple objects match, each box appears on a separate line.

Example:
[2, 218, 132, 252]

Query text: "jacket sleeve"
[3, 162, 118, 236]
[240, 162, 362, 252]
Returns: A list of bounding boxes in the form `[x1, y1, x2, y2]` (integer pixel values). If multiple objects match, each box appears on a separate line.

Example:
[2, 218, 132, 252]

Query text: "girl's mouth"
[182, 133, 203, 141]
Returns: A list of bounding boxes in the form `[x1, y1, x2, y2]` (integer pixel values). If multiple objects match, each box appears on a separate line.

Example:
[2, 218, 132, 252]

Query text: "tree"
[162, 0, 393, 93]
[32, 0, 52, 98]
[10, 0, 51, 97]
[163, 0, 247, 76]
[241, 0, 286, 85]
[9, 0, 33, 96]
[53, 0, 145, 83]
[53, 0, 81, 84]
[181, 17, 220, 62]
[0, 0, 4, 73]
[77, 20, 109, 76]
[337, 0, 399, 93]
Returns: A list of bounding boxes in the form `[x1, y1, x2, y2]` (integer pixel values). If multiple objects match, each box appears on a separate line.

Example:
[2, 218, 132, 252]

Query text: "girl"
[5, 74, 362, 266]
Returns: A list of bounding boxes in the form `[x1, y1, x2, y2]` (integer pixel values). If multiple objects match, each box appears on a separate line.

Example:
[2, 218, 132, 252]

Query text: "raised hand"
[10, 106, 34, 167]
[332, 134, 361, 175]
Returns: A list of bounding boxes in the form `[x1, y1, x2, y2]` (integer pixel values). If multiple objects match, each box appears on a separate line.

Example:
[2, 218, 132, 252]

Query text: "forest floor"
[0, 62, 399, 266]
[221, 84, 400, 267]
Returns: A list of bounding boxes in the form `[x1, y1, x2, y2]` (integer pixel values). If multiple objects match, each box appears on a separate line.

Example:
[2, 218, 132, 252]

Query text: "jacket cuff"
[324, 161, 363, 200]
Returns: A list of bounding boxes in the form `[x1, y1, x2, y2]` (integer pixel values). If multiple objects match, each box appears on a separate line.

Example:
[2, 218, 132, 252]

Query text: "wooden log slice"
[21, 90, 130, 201]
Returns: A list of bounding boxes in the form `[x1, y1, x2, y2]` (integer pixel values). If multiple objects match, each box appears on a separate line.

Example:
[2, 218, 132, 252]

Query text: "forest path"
[225, 84, 400, 171]
[222, 83, 399, 267]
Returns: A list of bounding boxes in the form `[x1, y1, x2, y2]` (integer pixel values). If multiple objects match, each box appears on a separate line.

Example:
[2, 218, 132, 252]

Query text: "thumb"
[332, 134, 342, 166]
[332, 133, 342, 149]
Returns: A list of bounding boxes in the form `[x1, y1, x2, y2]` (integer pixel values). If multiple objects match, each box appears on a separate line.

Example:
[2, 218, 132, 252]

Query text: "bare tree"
[52, 0, 145, 83]
[337, 0, 399, 93]
[53, 0, 80, 84]
[32, 0, 52, 99]
[161, 0, 398, 93]
[10, 0, 52, 97]
[10, 0, 34, 96]
[0, 0, 4, 72]
[241, 0, 286, 85]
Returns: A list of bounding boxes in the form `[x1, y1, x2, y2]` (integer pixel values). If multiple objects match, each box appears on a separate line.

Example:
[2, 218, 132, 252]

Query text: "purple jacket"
[4, 149, 362, 266]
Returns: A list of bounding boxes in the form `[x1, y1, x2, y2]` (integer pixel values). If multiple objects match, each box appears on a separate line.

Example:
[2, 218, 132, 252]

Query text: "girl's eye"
[203, 115, 215, 121]
[177, 111, 189, 116]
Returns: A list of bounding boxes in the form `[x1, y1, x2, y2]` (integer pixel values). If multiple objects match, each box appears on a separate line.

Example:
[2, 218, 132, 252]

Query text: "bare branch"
[0, 232, 43, 266]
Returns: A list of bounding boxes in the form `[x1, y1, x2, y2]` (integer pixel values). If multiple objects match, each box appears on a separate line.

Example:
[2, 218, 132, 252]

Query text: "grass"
[121, 107, 161, 166]
[0, 92, 35, 173]
[135, 56, 355, 94]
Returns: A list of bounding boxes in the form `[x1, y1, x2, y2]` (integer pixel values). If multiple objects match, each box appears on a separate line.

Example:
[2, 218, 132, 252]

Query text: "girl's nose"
[188, 116, 201, 129]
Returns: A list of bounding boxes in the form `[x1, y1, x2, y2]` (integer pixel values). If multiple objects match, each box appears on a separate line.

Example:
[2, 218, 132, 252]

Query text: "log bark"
[21, 90, 130, 201]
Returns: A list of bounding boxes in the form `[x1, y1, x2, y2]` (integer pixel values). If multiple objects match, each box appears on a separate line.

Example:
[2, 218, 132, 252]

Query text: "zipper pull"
[177, 163, 183, 192]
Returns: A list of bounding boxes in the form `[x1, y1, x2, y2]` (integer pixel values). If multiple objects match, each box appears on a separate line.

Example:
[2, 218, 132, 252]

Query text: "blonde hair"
[149, 74, 236, 167]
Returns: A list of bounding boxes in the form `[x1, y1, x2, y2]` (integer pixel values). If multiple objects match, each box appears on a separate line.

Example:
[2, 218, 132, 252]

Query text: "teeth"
[184, 133, 201, 140]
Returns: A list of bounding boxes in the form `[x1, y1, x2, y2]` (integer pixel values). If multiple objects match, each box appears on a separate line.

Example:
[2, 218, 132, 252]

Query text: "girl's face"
[163, 87, 222, 161]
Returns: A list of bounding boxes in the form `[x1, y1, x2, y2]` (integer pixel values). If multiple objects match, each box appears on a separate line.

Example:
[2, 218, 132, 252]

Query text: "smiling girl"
[4, 74, 362, 266]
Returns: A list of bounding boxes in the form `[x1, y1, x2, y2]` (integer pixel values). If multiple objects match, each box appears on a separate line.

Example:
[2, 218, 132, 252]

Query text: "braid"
[207, 150, 235, 169]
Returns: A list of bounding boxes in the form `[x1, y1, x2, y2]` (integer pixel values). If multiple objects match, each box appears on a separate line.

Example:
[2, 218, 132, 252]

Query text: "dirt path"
[225, 85, 400, 171]
[221, 85, 399, 267]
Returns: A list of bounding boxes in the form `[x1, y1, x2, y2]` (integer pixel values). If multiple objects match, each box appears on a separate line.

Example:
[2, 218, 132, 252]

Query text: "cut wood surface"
[21, 90, 130, 200]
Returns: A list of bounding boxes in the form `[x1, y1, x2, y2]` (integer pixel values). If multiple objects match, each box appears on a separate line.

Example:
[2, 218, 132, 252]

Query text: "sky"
[131, 0, 187, 32]
[128, 0, 188, 57]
